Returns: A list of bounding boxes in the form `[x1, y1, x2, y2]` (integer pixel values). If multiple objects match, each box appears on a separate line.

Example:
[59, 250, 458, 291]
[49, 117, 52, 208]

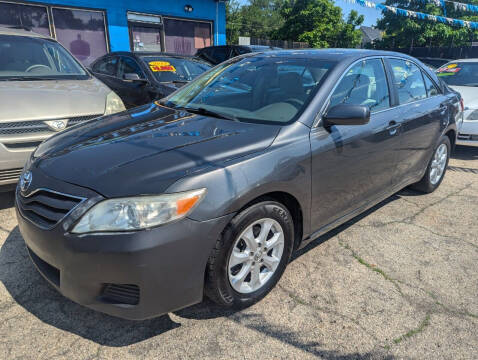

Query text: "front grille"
[27, 247, 60, 287]
[0, 168, 23, 182]
[17, 189, 85, 229]
[0, 115, 101, 136]
[101, 284, 140, 305]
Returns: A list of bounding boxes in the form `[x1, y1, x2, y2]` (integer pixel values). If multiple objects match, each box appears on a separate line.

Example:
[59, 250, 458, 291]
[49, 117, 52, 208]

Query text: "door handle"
[386, 121, 401, 136]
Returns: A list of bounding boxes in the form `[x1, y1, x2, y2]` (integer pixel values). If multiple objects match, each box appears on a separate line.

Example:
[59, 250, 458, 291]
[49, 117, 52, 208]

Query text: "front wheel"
[205, 201, 294, 308]
[411, 135, 451, 193]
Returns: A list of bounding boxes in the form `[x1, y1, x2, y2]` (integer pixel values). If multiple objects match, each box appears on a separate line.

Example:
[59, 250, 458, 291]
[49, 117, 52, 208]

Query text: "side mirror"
[323, 104, 370, 126]
[124, 73, 147, 82]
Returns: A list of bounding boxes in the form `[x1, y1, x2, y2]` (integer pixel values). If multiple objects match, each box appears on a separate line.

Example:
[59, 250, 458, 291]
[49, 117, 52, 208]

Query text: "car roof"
[0, 27, 51, 39]
[106, 51, 199, 59]
[241, 48, 418, 62]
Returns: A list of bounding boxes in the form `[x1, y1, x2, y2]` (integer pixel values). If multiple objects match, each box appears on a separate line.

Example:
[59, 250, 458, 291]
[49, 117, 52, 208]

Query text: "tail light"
[460, 98, 464, 112]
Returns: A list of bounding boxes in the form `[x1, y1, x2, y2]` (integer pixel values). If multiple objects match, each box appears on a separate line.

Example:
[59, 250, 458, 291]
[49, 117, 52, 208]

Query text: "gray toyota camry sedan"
[16, 49, 460, 320]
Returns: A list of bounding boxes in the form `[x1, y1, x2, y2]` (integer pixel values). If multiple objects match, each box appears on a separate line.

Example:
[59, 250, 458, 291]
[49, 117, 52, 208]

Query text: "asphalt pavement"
[0, 146, 477, 359]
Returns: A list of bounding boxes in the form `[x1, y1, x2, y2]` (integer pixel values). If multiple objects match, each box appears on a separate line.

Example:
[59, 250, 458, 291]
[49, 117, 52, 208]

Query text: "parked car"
[417, 57, 451, 70]
[17, 49, 459, 320]
[90, 52, 212, 108]
[195, 45, 281, 65]
[0, 27, 125, 188]
[436, 59, 478, 146]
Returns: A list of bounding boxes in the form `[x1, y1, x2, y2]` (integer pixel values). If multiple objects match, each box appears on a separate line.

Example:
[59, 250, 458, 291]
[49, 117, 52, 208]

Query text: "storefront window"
[164, 18, 212, 55]
[52, 8, 107, 66]
[0, 2, 50, 37]
[130, 25, 162, 52]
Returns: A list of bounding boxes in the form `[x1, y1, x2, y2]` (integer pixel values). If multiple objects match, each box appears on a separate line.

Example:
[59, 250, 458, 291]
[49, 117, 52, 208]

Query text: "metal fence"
[247, 37, 309, 49]
[389, 47, 478, 60]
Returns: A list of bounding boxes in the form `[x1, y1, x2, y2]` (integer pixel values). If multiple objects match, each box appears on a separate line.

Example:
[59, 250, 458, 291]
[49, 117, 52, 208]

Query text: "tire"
[411, 135, 451, 193]
[205, 201, 294, 308]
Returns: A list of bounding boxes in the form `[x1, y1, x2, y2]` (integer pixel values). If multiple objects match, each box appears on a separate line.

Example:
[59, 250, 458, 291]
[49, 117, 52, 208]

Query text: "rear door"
[385, 58, 445, 184]
[310, 57, 402, 229]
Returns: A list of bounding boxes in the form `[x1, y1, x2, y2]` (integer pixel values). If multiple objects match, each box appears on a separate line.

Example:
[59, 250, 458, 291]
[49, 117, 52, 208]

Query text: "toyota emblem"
[44, 119, 68, 132]
[20, 171, 33, 193]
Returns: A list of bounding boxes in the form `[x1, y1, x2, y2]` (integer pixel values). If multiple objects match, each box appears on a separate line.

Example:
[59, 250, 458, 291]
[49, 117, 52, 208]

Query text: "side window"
[389, 59, 427, 104]
[330, 58, 390, 112]
[92, 56, 119, 77]
[423, 73, 439, 97]
[234, 47, 250, 56]
[119, 57, 145, 79]
[211, 47, 230, 63]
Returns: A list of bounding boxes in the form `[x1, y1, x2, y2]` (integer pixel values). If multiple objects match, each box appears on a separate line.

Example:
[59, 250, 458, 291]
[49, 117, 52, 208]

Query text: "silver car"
[0, 27, 125, 186]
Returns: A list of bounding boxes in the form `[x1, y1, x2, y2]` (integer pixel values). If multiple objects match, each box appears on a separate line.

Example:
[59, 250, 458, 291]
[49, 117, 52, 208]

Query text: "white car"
[437, 59, 478, 146]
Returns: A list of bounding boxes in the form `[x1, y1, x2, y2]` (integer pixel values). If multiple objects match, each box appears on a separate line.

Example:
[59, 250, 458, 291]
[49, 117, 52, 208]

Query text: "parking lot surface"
[0, 146, 477, 360]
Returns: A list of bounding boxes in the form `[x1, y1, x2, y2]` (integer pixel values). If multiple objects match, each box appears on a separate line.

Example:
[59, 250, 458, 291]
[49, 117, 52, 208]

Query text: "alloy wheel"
[228, 218, 285, 294]
[429, 143, 448, 185]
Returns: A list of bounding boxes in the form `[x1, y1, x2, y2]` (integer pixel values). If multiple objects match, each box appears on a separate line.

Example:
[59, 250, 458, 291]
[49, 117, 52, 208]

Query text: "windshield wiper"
[182, 106, 239, 121]
[0, 76, 58, 81]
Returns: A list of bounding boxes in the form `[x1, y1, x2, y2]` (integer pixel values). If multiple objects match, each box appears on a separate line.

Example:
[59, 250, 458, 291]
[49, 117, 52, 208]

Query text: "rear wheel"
[205, 201, 294, 307]
[411, 136, 450, 193]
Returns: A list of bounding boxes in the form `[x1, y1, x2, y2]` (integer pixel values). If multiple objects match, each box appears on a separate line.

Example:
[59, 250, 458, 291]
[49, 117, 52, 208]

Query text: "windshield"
[162, 55, 336, 124]
[0, 35, 88, 80]
[436, 62, 478, 86]
[142, 56, 211, 82]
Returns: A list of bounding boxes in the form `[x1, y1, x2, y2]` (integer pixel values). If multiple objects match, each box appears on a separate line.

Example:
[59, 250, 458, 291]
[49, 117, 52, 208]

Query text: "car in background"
[0, 27, 125, 188]
[437, 59, 478, 146]
[17, 49, 458, 320]
[195, 45, 281, 65]
[90, 52, 212, 108]
[417, 57, 451, 70]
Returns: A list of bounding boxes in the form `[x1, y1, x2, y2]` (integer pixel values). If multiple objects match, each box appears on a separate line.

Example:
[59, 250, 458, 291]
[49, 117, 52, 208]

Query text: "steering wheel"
[25, 64, 51, 73]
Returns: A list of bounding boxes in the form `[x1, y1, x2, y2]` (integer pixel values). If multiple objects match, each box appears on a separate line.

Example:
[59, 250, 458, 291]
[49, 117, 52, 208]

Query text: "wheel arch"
[444, 128, 456, 151]
[233, 191, 304, 250]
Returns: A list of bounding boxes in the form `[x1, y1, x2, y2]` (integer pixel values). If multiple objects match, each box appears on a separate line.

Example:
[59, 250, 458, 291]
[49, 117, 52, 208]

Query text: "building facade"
[0, 0, 226, 65]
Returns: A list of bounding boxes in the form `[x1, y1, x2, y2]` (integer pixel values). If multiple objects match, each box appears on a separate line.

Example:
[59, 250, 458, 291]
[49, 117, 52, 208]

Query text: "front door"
[116, 56, 152, 107]
[310, 58, 402, 230]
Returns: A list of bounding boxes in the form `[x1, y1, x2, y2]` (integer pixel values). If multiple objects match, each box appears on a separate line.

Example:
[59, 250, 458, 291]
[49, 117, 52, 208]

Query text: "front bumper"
[457, 120, 478, 147]
[0, 142, 34, 185]
[16, 184, 233, 320]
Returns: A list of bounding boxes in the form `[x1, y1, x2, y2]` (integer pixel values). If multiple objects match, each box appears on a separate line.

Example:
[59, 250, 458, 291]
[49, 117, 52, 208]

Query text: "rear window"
[0, 34, 88, 80]
[436, 62, 478, 87]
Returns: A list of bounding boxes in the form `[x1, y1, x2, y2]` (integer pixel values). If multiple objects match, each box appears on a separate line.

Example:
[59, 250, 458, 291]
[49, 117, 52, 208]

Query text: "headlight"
[72, 188, 206, 234]
[104, 91, 126, 115]
[467, 109, 478, 120]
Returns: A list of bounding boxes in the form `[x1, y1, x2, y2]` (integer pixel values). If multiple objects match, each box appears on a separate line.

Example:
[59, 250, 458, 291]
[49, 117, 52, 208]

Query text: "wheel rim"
[228, 218, 285, 294]
[429, 143, 448, 185]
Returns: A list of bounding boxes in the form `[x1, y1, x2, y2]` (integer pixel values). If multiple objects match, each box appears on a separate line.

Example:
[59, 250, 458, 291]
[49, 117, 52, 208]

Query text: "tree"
[274, 0, 364, 48]
[375, 0, 478, 48]
[226, 0, 243, 44]
[226, 0, 286, 44]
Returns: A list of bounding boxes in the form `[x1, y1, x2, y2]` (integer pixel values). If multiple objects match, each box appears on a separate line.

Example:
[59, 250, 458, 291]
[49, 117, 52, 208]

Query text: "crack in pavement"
[277, 285, 382, 343]
[355, 182, 474, 230]
[392, 313, 431, 344]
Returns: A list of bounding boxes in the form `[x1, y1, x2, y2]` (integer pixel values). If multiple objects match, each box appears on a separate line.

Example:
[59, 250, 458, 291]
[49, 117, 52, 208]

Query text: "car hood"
[0, 77, 109, 122]
[32, 103, 280, 197]
[449, 85, 478, 109]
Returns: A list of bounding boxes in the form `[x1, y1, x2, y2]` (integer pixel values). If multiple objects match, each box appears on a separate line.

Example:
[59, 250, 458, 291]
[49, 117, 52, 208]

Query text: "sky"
[236, 0, 383, 27]
[338, 0, 383, 26]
